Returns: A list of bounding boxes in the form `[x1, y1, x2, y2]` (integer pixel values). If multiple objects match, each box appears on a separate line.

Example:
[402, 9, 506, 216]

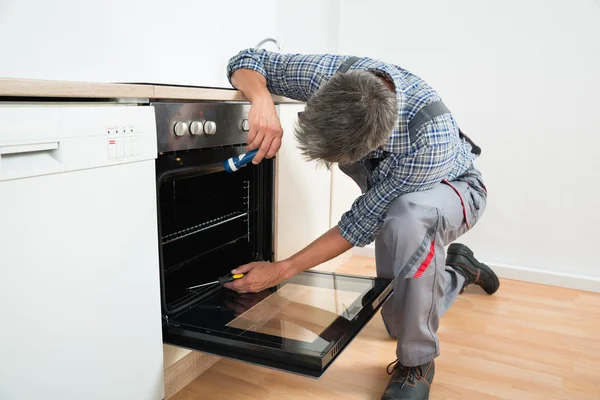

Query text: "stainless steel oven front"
[152, 101, 392, 378]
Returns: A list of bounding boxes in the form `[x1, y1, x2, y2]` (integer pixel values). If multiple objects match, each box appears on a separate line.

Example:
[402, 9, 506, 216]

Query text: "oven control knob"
[173, 121, 188, 137]
[204, 121, 217, 135]
[190, 121, 204, 135]
[241, 119, 250, 131]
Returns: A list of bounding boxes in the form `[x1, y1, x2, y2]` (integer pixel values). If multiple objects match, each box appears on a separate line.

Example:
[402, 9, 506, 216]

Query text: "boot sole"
[447, 244, 500, 295]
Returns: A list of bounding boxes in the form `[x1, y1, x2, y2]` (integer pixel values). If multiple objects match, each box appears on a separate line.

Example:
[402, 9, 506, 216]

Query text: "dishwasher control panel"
[106, 126, 139, 159]
[0, 105, 157, 181]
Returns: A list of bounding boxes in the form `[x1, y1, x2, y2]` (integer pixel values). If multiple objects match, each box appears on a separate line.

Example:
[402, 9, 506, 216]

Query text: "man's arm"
[283, 226, 353, 275]
[225, 227, 352, 293]
[226, 49, 343, 163]
[230, 68, 282, 163]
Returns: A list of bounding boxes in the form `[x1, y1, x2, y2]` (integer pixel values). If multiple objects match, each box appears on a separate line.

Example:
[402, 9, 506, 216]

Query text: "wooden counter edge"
[0, 77, 301, 104]
[152, 84, 300, 104]
[0, 78, 155, 99]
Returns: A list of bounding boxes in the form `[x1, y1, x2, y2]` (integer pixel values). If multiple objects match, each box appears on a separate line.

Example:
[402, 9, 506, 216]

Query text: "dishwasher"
[0, 104, 165, 400]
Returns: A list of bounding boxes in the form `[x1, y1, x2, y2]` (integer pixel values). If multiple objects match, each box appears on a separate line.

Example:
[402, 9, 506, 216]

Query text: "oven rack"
[162, 211, 248, 245]
[164, 233, 250, 275]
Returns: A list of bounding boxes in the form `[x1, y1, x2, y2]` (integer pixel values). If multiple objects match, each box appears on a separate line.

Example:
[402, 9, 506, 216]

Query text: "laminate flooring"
[171, 256, 600, 400]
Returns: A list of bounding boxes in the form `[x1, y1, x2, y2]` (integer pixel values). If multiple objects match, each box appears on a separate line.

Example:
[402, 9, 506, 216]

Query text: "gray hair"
[294, 70, 398, 168]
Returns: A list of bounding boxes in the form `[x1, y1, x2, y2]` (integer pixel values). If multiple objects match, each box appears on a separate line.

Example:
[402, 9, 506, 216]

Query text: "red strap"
[414, 240, 435, 278]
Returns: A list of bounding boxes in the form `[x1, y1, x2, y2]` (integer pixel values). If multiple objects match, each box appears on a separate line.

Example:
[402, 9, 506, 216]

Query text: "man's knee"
[375, 195, 442, 279]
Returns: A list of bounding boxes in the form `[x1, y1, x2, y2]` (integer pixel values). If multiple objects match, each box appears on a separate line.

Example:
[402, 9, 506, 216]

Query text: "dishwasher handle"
[0, 141, 65, 181]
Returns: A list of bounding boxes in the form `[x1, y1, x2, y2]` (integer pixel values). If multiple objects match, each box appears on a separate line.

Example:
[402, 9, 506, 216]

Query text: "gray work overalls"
[337, 57, 488, 366]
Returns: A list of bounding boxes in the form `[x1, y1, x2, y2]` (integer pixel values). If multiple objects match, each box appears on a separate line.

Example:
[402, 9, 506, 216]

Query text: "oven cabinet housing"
[156, 103, 392, 378]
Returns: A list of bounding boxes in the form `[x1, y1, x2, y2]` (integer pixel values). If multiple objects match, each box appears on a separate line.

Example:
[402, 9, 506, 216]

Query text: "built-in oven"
[151, 101, 393, 378]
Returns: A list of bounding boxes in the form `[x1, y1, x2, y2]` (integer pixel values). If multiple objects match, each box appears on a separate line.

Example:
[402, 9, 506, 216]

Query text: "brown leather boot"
[381, 359, 435, 400]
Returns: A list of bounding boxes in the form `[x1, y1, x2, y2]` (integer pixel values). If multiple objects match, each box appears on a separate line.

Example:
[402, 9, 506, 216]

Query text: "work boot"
[381, 359, 434, 400]
[446, 243, 500, 294]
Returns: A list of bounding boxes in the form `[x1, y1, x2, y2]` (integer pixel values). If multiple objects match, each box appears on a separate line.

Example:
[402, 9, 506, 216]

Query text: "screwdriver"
[187, 273, 245, 290]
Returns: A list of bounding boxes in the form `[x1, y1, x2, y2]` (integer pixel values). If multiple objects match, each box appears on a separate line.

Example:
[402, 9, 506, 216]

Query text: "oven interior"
[157, 152, 274, 317]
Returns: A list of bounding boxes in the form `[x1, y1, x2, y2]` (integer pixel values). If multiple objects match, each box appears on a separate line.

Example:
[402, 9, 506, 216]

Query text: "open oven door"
[163, 270, 392, 378]
[156, 147, 392, 378]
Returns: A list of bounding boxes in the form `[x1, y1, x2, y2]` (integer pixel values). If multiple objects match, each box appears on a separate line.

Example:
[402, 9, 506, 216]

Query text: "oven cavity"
[157, 153, 273, 315]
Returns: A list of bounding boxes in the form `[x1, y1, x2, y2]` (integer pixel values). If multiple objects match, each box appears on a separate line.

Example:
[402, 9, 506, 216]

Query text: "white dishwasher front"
[0, 105, 164, 400]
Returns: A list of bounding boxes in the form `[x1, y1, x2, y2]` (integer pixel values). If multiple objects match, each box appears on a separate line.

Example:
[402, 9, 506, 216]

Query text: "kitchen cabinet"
[275, 103, 353, 270]
[275, 104, 330, 260]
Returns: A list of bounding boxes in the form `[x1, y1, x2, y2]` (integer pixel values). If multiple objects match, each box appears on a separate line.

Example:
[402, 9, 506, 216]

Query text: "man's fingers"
[266, 136, 282, 159]
[231, 263, 255, 274]
[246, 122, 257, 146]
[224, 279, 246, 292]
[252, 136, 273, 164]
[246, 129, 264, 151]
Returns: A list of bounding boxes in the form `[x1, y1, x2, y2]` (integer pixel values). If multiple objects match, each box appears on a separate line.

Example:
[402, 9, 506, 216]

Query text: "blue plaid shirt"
[227, 49, 477, 247]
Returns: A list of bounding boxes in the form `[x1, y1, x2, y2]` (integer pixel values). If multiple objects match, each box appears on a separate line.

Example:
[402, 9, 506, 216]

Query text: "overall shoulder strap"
[337, 56, 361, 73]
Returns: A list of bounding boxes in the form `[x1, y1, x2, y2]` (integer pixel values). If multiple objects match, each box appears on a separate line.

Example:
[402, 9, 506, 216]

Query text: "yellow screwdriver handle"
[220, 273, 245, 286]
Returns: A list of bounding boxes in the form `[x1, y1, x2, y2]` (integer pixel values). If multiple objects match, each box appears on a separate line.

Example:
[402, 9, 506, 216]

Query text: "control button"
[190, 121, 204, 136]
[173, 121, 188, 137]
[204, 121, 217, 135]
[241, 119, 250, 131]
[108, 139, 117, 159]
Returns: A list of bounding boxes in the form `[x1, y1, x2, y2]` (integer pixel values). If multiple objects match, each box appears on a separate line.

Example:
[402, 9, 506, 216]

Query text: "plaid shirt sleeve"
[227, 48, 341, 101]
[338, 142, 456, 247]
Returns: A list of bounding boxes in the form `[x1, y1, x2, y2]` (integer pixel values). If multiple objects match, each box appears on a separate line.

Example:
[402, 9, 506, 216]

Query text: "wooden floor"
[171, 256, 600, 400]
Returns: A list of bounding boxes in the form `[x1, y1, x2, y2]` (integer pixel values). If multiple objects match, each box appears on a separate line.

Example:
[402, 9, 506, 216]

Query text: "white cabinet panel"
[275, 104, 331, 261]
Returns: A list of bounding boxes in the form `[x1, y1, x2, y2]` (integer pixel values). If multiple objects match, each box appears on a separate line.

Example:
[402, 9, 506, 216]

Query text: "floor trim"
[487, 262, 600, 293]
[352, 246, 600, 293]
[164, 351, 221, 399]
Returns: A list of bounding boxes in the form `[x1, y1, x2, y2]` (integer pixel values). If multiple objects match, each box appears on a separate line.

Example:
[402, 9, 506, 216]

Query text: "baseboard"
[164, 351, 220, 399]
[487, 262, 600, 293]
[351, 246, 600, 293]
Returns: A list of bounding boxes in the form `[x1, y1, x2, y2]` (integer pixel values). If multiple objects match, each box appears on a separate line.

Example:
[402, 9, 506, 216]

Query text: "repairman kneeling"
[223, 48, 500, 400]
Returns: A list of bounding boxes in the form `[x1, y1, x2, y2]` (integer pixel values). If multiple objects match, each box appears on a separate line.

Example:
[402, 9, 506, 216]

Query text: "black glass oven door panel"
[163, 270, 392, 378]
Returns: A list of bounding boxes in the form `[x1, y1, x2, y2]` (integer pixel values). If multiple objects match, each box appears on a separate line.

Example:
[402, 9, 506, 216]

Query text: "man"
[223, 48, 500, 400]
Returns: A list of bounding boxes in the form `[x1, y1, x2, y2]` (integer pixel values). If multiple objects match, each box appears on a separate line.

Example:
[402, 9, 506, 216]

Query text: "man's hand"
[224, 261, 290, 294]
[229, 68, 283, 165]
[225, 227, 353, 294]
[246, 97, 283, 164]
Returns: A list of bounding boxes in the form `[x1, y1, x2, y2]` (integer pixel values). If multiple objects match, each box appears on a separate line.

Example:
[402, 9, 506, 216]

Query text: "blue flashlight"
[223, 149, 259, 173]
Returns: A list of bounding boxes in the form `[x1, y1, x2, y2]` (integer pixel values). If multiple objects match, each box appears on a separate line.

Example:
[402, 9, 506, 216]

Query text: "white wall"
[275, 0, 339, 55]
[337, 0, 600, 285]
[0, 0, 279, 86]
[0, 0, 341, 87]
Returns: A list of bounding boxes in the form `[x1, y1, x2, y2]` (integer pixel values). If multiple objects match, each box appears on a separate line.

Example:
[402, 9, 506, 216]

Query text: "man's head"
[294, 70, 398, 168]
